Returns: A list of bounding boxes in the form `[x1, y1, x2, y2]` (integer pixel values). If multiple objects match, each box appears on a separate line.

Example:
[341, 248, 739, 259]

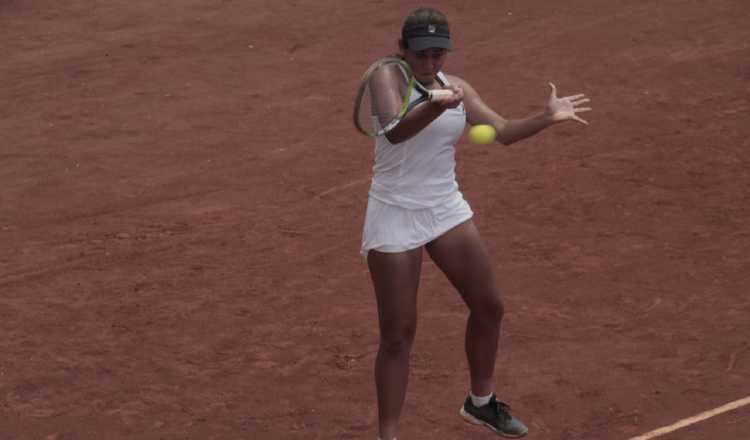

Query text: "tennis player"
[361, 7, 591, 440]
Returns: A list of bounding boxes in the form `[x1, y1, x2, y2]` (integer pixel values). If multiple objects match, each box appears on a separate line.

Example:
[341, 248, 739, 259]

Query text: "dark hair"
[400, 7, 452, 51]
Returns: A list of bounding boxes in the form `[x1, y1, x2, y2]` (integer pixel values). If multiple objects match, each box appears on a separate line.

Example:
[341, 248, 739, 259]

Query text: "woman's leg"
[425, 220, 503, 396]
[426, 220, 528, 437]
[367, 247, 423, 440]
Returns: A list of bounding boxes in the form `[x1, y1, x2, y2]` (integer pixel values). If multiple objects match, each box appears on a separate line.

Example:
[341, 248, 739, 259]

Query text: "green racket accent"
[400, 69, 417, 118]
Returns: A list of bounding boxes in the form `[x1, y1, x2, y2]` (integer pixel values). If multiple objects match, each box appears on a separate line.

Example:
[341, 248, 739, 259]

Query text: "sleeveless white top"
[368, 72, 466, 209]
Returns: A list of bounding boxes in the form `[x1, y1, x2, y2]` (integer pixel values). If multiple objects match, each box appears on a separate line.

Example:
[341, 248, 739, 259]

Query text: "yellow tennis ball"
[468, 124, 496, 144]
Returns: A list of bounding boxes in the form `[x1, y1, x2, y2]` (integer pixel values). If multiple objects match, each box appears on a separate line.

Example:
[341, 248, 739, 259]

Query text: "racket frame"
[353, 57, 451, 138]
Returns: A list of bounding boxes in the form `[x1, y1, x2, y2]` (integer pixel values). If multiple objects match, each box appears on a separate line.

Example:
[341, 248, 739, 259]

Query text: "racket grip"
[427, 89, 454, 100]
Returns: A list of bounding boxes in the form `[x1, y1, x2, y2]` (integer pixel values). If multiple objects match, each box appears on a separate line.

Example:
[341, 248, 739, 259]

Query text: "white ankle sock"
[470, 391, 493, 407]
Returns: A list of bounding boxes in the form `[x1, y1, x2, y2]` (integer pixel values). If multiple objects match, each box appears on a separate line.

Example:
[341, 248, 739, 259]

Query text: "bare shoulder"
[444, 74, 470, 88]
[444, 73, 504, 126]
[444, 74, 480, 97]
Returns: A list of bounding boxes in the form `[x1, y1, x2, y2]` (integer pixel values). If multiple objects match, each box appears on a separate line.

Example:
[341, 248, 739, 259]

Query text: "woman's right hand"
[433, 85, 464, 109]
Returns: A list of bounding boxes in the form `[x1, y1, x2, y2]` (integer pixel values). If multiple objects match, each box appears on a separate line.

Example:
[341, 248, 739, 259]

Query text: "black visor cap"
[402, 23, 452, 51]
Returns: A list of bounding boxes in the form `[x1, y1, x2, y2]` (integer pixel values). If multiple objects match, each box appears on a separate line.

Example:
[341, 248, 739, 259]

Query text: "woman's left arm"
[449, 76, 592, 145]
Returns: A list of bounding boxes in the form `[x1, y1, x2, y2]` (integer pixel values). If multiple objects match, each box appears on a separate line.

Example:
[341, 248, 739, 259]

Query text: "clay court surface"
[2, 0, 749, 439]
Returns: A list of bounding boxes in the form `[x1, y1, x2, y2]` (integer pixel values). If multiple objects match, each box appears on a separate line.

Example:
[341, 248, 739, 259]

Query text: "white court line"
[627, 395, 750, 440]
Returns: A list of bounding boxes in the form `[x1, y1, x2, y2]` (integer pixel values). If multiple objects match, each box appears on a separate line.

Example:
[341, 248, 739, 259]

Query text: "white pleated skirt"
[360, 191, 474, 257]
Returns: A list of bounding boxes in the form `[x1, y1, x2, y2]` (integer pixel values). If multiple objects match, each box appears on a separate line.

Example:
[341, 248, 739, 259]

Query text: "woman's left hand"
[545, 83, 592, 125]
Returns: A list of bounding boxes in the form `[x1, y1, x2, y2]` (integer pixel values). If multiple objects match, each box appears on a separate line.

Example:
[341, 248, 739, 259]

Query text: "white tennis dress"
[361, 71, 473, 257]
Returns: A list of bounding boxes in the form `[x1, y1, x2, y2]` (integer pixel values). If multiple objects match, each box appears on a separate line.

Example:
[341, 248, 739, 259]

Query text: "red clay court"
[2, 1, 749, 439]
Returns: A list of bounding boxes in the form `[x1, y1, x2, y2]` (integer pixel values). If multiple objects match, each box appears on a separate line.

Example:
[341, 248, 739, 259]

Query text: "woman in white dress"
[361, 7, 592, 440]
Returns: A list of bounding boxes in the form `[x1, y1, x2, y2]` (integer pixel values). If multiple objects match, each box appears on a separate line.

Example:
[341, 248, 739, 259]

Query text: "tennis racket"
[353, 56, 453, 138]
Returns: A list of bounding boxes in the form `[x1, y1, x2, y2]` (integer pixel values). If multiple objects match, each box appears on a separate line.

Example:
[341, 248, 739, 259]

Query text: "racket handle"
[427, 89, 454, 100]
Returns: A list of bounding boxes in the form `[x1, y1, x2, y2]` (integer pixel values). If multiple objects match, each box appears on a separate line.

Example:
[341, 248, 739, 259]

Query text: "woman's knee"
[378, 321, 417, 356]
[471, 290, 505, 324]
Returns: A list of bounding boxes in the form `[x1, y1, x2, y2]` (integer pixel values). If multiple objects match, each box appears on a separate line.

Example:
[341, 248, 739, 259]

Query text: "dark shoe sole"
[459, 406, 529, 438]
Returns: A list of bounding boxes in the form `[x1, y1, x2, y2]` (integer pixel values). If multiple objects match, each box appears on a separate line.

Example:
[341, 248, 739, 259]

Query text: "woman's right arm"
[384, 86, 464, 144]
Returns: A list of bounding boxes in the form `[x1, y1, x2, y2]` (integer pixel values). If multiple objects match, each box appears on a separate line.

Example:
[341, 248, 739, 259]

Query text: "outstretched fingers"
[570, 97, 590, 106]
[568, 95, 592, 125]
[548, 82, 593, 125]
[572, 114, 589, 125]
[564, 94, 587, 102]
